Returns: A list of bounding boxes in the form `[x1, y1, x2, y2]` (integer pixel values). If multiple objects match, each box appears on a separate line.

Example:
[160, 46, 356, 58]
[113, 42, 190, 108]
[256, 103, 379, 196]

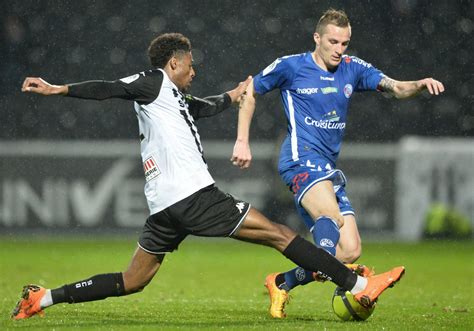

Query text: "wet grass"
[0, 237, 472, 330]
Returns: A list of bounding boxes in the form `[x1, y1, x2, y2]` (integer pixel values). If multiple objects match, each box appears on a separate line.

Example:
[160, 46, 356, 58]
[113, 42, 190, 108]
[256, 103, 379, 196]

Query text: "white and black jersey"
[67, 69, 232, 214]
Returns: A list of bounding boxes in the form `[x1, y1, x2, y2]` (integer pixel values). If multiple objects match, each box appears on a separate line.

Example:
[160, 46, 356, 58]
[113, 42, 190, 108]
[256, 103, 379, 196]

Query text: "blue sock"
[279, 267, 315, 291]
[278, 217, 340, 291]
[312, 216, 340, 256]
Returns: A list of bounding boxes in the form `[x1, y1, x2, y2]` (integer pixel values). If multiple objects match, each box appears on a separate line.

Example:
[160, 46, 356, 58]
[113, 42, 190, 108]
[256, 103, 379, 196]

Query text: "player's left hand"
[231, 140, 252, 169]
[418, 78, 445, 96]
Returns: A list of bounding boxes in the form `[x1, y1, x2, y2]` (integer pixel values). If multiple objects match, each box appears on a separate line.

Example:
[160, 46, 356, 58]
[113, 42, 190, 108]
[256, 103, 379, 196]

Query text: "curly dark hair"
[148, 33, 192, 68]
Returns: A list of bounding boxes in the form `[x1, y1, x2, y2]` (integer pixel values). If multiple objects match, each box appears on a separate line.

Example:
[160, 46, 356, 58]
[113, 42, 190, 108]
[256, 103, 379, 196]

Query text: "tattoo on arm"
[379, 77, 396, 93]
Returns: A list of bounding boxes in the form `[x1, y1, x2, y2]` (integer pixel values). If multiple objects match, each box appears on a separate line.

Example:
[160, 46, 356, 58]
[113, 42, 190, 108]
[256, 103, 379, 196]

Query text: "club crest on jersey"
[143, 156, 161, 182]
[323, 110, 340, 122]
[343, 84, 353, 98]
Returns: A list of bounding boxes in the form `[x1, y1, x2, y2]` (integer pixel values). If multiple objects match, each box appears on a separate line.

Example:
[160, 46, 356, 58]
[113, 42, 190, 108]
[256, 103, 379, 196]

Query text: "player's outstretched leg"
[11, 247, 164, 320]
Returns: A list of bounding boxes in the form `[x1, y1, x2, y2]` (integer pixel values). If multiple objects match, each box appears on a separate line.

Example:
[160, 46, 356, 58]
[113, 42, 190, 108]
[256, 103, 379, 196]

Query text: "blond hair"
[315, 9, 350, 35]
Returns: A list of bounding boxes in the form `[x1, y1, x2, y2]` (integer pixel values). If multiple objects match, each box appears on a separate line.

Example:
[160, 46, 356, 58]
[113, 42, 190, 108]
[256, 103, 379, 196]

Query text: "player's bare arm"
[378, 76, 445, 99]
[231, 79, 257, 169]
[22, 77, 68, 95]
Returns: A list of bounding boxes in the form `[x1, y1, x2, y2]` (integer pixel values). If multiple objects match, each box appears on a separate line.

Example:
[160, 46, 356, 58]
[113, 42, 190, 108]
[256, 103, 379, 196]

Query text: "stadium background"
[1, 0, 473, 238]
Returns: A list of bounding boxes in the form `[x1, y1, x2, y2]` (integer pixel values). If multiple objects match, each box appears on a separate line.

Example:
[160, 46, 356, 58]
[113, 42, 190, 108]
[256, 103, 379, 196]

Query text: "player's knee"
[123, 272, 152, 294]
[338, 243, 361, 263]
[333, 214, 344, 228]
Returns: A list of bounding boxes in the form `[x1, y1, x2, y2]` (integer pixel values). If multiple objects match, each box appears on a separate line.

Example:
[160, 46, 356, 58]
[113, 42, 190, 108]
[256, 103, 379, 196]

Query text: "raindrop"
[458, 18, 473, 34]
[421, 18, 435, 35]
[264, 18, 281, 34]
[59, 111, 77, 129]
[28, 47, 47, 64]
[68, 15, 85, 32]
[106, 16, 125, 32]
[221, 17, 243, 33]
[187, 17, 205, 33]
[149, 16, 166, 33]
[192, 48, 204, 65]
[110, 48, 126, 64]
[67, 47, 86, 64]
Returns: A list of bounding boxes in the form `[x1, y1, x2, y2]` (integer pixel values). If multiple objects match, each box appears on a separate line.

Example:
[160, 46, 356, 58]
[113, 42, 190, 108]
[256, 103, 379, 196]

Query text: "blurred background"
[1, 0, 473, 240]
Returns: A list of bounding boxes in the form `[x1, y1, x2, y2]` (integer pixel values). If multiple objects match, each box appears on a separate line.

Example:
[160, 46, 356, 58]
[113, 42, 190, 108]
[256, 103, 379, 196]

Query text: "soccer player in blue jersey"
[231, 9, 444, 318]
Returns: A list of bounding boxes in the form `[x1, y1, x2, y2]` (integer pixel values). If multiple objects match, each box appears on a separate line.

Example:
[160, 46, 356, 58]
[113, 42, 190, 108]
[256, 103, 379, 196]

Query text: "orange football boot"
[354, 266, 405, 308]
[11, 285, 46, 320]
[345, 263, 375, 277]
[264, 273, 290, 318]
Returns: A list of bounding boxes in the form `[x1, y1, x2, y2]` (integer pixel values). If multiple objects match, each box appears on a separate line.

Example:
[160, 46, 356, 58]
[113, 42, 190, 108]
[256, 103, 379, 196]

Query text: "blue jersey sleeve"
[349, 56, 385, 92]
[253, 57, 292, 95]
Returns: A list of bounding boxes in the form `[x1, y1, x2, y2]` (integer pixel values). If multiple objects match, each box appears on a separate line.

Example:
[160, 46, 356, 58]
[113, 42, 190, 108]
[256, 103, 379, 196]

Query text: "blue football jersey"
[253, 52, 384, 168]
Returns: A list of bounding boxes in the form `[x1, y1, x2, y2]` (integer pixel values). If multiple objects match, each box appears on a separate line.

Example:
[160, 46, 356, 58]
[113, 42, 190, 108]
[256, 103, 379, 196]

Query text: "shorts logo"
[143, 156, 161, 182]
[291, 172, 309, 194]
[235, 202, 246, 213]
[320, 238, 335, 247]
[343, 84, 353, 98]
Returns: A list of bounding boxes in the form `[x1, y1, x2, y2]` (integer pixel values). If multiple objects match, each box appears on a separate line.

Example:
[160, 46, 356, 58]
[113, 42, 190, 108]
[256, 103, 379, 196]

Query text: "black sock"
[282, 236, 357, 290]
[275, 273, 286, 288]
[51, 273, 125, 304]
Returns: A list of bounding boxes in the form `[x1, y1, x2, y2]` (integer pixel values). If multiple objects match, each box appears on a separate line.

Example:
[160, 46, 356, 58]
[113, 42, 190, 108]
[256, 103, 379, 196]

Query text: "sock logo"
[320, 238, 335, 248]
[75, 280, 93, 288]
[295, 267, 306, 281]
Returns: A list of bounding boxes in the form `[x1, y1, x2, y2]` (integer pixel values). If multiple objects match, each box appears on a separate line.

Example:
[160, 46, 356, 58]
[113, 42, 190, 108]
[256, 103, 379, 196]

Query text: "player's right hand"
[231, 140, 252, 169]
[21, 77, 67, 95]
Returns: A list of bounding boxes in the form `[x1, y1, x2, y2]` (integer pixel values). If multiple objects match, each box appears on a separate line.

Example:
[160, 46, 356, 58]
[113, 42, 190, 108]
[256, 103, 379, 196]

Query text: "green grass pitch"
[0, 237, 472, 330]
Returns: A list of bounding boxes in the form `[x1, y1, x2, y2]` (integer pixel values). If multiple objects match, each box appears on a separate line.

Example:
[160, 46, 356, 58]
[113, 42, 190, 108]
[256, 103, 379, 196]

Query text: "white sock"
[350, 275, 368, 295]
[39, 289, 53, 308]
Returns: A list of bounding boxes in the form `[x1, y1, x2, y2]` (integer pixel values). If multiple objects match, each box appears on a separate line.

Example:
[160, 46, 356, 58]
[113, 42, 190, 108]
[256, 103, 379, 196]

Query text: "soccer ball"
[332, 287, 376, 321]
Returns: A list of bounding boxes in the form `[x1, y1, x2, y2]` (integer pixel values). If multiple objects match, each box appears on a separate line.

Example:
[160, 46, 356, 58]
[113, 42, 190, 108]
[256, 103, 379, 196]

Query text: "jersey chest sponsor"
[304, 116, 346, 130]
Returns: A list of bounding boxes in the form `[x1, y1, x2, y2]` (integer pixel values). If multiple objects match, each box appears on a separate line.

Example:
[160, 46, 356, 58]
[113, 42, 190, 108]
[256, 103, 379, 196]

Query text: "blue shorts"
[279, 155, 355, 230]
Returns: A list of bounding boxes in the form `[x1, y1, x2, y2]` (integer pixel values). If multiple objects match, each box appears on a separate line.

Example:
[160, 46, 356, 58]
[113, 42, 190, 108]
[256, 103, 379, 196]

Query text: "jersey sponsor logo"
[296, 87, 319, 95]
[349, 56, 373, 68]
[120, 74, 140, 84]
[343, 84, 353, 98]
[320, 76, 335, 81]
[304, 116, 346, 130]
[235, 202, 246, 213]
[319, 238, 335, 247]
[262, 58, 282, 76]
[143, 156, 161, 182]
[321, 87, 338, 94]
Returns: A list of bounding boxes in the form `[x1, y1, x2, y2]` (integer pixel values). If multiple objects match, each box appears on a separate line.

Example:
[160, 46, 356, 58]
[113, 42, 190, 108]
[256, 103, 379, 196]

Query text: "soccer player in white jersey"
[13, 33, 405, 321]
[231, 9, 444, 318]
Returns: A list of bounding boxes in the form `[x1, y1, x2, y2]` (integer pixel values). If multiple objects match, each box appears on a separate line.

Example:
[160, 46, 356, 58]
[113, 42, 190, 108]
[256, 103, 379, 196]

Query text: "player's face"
[174, 51, 195, 92]
[314, 24, 351, 70]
